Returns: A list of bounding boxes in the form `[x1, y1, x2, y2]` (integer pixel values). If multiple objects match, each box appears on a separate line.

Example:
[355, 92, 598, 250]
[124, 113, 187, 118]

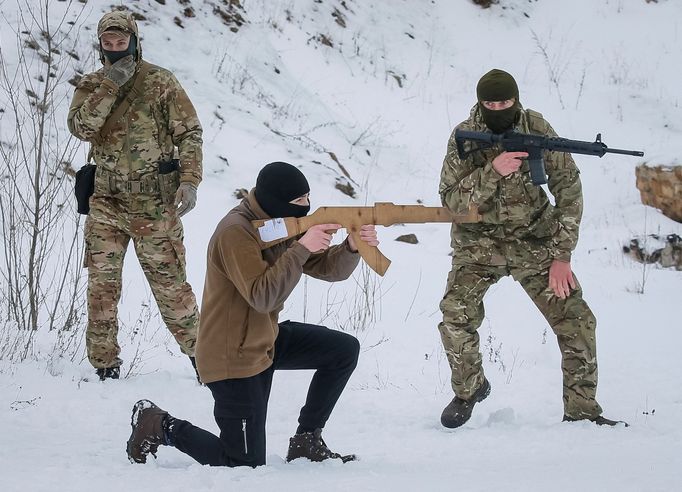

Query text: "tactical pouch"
[74, 164, 97, 214]
[158, 159, 180, 205]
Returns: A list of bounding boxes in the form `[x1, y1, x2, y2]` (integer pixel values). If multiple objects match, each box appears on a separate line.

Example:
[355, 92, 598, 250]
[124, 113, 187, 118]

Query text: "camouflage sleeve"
[67, 73, 119, 141]
[439, 125, 502, 216]
[164, 74, 203, 187]
[544, 122, 583, 262]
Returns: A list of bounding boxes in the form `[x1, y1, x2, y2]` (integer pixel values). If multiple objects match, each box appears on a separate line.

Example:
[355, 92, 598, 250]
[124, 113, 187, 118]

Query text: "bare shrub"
[0, 0, 88, 362]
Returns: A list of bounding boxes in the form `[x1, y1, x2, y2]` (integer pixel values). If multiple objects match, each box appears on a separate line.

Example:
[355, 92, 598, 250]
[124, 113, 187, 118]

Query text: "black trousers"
[169, 321, 360, 467]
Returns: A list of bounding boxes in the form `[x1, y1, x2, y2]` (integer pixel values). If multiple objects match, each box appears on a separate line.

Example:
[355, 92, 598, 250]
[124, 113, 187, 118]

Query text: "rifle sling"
[92, 61, 151, 147]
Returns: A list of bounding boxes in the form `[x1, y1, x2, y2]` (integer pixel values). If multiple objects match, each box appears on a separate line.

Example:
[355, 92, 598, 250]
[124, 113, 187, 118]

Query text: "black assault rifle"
[454, 129, 644, 186]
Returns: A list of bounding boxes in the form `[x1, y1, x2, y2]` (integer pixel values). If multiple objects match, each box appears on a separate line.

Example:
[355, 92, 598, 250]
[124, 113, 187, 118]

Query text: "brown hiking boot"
[441, 377, 491, 429]
[563, 414, 629, 427]
[286, 428, 356, 463]
[126, 400, 169, 463]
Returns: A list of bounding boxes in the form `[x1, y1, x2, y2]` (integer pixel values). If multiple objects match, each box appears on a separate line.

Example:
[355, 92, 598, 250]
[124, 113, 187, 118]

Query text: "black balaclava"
[101, 32, 138, 64]
[476, 69, 521, 134]
[254, 162, 310, 218]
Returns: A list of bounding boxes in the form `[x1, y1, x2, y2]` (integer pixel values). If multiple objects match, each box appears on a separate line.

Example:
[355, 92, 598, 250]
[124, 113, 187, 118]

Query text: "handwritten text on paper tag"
[258, 218, 288, 242]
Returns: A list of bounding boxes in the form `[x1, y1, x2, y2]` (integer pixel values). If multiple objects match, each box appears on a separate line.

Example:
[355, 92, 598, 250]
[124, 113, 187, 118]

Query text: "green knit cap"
[476, 69, 519, 102]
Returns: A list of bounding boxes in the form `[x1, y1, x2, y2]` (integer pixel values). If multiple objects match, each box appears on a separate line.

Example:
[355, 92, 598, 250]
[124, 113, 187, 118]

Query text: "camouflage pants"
[83, 196, 199, 369]
[438, 245, 603, 419]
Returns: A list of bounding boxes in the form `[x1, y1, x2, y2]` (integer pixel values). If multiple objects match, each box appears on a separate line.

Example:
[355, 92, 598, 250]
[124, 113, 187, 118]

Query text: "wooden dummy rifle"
[251, 203, 481, 276]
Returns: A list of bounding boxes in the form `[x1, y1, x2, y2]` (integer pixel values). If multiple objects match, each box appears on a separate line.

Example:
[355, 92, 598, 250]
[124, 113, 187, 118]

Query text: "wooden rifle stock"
[251, 203, 481, 276]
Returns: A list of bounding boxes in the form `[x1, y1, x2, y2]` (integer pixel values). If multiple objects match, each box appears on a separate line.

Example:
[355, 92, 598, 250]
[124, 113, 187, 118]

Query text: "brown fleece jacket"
[195, 190, 360, 383]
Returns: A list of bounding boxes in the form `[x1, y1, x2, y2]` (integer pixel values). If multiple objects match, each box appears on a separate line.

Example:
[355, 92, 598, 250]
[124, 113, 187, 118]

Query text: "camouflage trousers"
[438, 241, 603, 420]
[83, 195, 199, 369]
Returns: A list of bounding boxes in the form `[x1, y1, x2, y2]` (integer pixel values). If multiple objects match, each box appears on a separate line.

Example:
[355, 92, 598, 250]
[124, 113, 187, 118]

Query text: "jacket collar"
[243, 188, 271, 221]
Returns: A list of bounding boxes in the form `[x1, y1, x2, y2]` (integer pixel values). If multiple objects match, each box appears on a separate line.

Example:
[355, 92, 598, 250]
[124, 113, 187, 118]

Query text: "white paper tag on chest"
[258, 218, 288, 242]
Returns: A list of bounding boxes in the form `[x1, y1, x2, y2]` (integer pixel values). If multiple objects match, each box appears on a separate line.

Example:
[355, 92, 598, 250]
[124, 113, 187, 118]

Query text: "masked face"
[254, 162, 311, 218]
[287, 193, 312, 218]
[476, 69, 521, 133]
[100, 31, 137, 64]
[260, 195, 310, 219]
[479, 98, 520, 134]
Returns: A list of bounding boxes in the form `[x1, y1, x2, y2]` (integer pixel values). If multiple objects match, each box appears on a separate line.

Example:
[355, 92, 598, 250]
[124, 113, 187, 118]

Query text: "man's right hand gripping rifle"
[299, 224, 379, 256]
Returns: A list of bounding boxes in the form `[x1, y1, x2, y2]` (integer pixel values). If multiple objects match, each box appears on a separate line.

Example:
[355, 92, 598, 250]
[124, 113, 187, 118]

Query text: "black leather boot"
[95, 366, 120, 381]
[286, 428, 356, 463]
[440, 377, 491, 429]
[563, 414, 629, 427]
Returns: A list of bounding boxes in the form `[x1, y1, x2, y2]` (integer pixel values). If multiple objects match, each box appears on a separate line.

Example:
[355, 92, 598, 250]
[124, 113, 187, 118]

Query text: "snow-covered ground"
[1, 0, 681, 491]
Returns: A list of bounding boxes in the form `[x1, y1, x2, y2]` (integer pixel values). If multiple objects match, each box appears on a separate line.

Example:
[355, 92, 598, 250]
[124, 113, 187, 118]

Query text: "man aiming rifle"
[437, 68, 631, 429]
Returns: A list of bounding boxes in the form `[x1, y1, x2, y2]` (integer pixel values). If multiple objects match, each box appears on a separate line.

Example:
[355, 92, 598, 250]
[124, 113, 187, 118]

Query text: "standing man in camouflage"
[437, 69, 625, 428]
[67, 10, 202, 381]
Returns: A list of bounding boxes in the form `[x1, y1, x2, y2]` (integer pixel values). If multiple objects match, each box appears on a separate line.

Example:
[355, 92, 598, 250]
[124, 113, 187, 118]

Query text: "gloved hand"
[103, 55, 136, 87]
[175, 182, 197, 217]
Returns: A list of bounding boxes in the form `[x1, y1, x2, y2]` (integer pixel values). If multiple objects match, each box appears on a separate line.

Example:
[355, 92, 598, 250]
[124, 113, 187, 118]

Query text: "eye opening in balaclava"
[254, 162, 311, 218]
[476, 69, 521, 134]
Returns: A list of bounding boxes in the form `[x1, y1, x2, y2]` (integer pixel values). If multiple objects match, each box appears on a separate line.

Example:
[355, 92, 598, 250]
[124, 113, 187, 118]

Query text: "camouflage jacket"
[439, 104, 583, 263]
[67, 11, 202, 198]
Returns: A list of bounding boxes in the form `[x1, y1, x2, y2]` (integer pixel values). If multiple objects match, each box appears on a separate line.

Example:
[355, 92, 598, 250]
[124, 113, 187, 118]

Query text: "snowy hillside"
[1, 0, 681, 491]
